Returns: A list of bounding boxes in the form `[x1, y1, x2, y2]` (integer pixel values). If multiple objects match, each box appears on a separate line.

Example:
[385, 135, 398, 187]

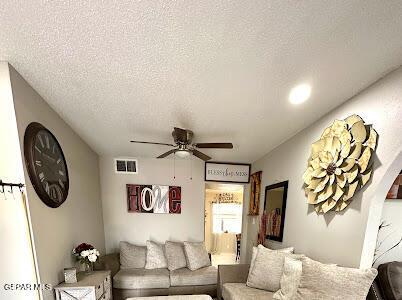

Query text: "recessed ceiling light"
[289, 84, 311, 105]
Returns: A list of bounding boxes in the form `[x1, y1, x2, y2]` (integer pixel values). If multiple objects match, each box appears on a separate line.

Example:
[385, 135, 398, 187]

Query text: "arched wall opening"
[360, 147, 402, 268]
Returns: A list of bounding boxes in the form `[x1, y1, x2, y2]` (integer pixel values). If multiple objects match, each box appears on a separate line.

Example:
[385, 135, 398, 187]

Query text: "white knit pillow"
[273, 256, 303, 300]
[295, 257, 377, 300]
[165, 241, 187, 271]
[247, 244, 300, 292]
[119, 241, 146, 269]
[145, 240, 168, 269]
[183, 241, 211, 271]
[249, 245, 294, 272]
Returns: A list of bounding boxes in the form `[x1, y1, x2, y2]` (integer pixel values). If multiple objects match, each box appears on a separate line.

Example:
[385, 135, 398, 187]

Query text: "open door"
[204, 183, 244, 266]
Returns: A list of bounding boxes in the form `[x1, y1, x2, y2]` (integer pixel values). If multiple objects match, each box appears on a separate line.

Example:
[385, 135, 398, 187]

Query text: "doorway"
[373, 170, 402, 267]
[204, 183, 244, 266]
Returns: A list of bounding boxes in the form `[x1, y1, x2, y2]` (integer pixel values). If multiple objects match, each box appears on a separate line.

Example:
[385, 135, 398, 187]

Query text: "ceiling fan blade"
[173, 127, 189, 144]
[157, 149, 177, 159]
[192, 149, 212, 161]
[130, 140, 175, 147]
[193, 142, 233, 149]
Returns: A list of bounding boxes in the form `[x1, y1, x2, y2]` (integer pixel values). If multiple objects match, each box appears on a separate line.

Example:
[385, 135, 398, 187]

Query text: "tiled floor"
[211, 252, 238, 266]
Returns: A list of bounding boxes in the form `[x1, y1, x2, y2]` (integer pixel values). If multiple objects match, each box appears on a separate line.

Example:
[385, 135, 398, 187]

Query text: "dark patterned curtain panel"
[248, 171, 262, 215]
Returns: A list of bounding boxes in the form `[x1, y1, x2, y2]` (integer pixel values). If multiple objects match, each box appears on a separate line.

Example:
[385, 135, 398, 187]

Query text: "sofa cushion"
[295, 257, 377, 300]
[145, 240, 168, 269]
[170, 266, 217, 286]
[183, 241, 211, 271]
[222, 283, 274, 300]
[247, 244, 301, 292]
[120, 241, 146, 269]
[165, 241, 187, 271]
[113, 268, 170, 289]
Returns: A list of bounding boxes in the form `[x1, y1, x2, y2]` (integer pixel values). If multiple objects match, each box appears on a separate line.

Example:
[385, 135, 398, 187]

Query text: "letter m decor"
[127, 184, 182, 214]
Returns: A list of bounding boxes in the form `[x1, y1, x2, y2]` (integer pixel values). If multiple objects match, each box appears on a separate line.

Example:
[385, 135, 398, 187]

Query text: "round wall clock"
[24, 122, 69, 208]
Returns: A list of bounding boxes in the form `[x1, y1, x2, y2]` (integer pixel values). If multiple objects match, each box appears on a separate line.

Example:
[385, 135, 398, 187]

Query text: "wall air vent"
[114, 158, 138, 174]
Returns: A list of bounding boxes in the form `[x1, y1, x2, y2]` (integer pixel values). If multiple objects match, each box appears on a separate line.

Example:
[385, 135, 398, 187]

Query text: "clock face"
[24, 122, 69, 208]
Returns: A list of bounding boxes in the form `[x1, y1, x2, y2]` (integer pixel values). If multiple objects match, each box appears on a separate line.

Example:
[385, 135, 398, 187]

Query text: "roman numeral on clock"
[39, 172, 45, 182]
[38, 135, 45, 148]
[58, 179, 65, 189]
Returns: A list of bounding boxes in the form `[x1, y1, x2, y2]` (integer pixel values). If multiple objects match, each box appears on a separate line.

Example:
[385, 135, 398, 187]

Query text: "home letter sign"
[127, 184, 181, 214]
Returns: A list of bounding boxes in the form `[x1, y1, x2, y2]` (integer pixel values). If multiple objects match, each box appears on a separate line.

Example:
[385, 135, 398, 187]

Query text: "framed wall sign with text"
[205, 162, 251, 183]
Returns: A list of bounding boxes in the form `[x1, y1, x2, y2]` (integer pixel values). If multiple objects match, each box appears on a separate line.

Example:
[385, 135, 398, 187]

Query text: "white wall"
[8, 65, 105, 300]
[100, 156, 205, 252]
[246, 67, 402, 268]
[0, 63, 38, 300]
[374, 199, 402, 267]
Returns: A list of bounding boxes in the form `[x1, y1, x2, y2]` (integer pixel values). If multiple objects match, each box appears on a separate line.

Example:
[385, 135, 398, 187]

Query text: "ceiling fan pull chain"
[173, 152, 176, 180]
[190, 152, 193, 180]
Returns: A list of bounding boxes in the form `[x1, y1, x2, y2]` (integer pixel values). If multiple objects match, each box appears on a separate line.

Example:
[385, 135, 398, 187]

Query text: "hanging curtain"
[249, 171, 262, 215]
[21, 190, 41, 300]
[210, 233, 219, 254]
[257, 211, 267, 245]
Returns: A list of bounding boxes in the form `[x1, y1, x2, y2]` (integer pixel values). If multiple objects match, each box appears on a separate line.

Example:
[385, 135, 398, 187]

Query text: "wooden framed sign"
[205, 162, 251, 183]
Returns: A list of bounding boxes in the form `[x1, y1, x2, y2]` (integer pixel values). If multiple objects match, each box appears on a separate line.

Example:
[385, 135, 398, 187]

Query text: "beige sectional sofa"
[95, 242, 217, 300]
[217, 264, 272, 300]
[218, 245, 378, 300]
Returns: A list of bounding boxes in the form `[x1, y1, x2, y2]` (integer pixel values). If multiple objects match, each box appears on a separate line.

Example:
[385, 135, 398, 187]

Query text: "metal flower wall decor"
[303, 114, 378, 213]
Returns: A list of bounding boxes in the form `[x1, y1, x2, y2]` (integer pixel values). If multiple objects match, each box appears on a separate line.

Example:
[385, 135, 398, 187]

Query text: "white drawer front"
[98, 293, 106, 300]
[103, 275, 111, 289]
[104, 287, 111, 300]
[59, 288, 95, 300]
[95, 282, 104, 299]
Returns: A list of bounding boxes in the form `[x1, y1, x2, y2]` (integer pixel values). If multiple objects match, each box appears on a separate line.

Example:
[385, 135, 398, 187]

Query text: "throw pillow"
[247, 244, 301, 292]
[165, 241, 187, 271]
[119, 241, 147, 269]
[183, 241, 211, 271]
[273, 256, 338, 300]
[273, 256, 303, 300]
[249, 245, 294, 274]
[145, 240, 168, 269]
[295, 257, 378, 300]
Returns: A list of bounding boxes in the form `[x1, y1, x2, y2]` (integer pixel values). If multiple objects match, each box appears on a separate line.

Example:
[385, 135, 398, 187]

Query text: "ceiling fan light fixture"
[175, 149, 191, 159]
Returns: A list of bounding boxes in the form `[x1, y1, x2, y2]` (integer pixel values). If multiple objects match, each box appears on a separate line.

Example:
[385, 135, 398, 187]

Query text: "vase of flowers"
[72, 243, 100, 274]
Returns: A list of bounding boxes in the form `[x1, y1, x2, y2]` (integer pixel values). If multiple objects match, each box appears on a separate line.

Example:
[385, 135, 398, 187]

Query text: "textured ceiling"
[1, 1, 402, 163]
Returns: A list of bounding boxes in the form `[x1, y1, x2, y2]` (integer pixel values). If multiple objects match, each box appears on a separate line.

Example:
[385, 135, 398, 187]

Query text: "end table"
[54, 270, 112, 300]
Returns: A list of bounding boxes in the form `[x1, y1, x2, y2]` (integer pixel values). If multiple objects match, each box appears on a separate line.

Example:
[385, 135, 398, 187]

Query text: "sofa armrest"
[217, 264, 250, 300]
[377, 261, 402, 300]
[367, 281, 385, 300]
[94, 253, 120, 277]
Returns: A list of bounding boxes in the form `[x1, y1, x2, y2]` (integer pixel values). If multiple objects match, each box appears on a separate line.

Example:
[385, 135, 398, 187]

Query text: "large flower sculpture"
[303, 114, 378, 213]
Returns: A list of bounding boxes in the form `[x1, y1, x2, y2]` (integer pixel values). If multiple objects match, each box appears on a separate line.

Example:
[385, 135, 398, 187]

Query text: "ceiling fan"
[130, 127, 233, 161]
